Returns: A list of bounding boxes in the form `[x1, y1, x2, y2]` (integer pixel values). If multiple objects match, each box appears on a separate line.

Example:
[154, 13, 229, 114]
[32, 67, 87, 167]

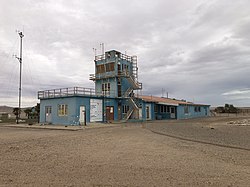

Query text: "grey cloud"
[1, 0, 250, 107]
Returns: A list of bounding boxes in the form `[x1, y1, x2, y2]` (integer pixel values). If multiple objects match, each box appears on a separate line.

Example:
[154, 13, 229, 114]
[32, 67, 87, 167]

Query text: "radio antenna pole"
[16, 31, 24, 124]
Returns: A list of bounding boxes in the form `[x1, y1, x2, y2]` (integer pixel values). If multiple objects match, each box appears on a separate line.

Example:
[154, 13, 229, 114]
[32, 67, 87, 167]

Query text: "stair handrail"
[127, 75, 142, 89]
[124, 87, 133, 97]
[129, 97, 139, 110]
[123, 108, 134, 120]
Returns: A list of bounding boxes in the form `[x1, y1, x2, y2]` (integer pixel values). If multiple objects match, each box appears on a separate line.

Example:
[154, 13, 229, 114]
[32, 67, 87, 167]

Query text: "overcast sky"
[0, 0, 250, 107]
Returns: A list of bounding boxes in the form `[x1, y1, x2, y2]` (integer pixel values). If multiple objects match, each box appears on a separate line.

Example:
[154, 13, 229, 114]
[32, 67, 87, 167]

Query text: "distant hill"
[0, 106, 32, 118]
[0, 106, 13, 113]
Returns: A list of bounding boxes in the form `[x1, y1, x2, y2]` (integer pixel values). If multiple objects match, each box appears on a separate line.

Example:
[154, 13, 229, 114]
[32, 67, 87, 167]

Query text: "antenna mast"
[100, 43, 104, 55]
[16, 31, 24, 124]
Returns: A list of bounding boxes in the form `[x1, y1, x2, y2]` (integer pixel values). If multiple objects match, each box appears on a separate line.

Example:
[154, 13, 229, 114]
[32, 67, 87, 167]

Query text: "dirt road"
[0, 117, 250, 186]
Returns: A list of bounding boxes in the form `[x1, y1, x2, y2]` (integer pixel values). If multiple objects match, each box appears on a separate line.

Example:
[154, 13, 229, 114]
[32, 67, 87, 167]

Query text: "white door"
[170, 107, 175, 119]
[79, 106, 86, 125]
[45, 106, 52, 123]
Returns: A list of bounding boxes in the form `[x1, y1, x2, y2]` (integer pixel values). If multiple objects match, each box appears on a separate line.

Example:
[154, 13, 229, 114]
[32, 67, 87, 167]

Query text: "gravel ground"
[0, 117, 250, 186]
[144, 116, 250, 150]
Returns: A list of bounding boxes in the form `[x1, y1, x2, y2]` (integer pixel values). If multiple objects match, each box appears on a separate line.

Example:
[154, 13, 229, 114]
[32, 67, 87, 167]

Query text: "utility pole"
[16, 31, 24, 124]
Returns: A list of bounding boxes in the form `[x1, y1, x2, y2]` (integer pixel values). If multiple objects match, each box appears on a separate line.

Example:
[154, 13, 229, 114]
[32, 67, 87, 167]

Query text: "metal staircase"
[129, 97, 139, 110]
[92, 50, 142, 121]
[124, 87, 133, 97]
[123, 108, 134, 120]
[123, 97, 140, 120]
[122, 86, 141, 120]
[126, 75, 142, 90]
[122, 55, 142, 121]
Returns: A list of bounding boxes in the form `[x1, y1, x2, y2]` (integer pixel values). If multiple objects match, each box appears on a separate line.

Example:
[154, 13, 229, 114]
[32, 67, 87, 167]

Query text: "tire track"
[146, 128, 250, 152]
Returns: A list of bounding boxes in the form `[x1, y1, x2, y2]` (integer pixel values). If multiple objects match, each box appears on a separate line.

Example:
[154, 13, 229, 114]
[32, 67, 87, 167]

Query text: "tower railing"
[95, 52, 133, 62]
[90, 71, 142, 90]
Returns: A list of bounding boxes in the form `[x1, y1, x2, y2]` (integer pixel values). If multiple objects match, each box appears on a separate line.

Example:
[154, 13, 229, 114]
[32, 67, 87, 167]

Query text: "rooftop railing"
[38, 87, 115, 99]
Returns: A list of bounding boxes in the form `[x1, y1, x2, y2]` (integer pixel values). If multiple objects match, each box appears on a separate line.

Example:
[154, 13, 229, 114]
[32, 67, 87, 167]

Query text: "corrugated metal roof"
[137, 95, 209, 106]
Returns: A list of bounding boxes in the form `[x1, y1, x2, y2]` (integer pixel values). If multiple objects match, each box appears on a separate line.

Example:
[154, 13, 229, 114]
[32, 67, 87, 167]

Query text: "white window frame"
[122, 105, 130, 114]
[58, 104, 68, 116]
[102, 82, 111, 95]
[160, 105, 169, 113]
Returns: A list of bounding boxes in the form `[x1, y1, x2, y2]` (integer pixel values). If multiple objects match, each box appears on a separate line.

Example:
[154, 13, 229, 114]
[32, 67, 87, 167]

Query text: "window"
[45, 106, 52, 114]
[96, 64, 105, 74]
[105, 63, 110, 72]
[194, 106, 201, 112]
[102, 83, 111, 95]
[167, 106, 170, 113]
[118, 84, 122, 97]
[107, 52, 111, 58]
[160, 105, 164, 113]
[122, 105, 130, 113]
[96, 63, 115, 73]
[122, 64, 129, 74]
[184, 106, 189, 114]
[154, 105, 158, 113]
[146, 106, 150, 119]
[58, 104, 68, 116]
[105, 62, 115, 72]
[160, 105, 169, 113]
[115, 52, 120, 58]
[110, 107, 113, 113]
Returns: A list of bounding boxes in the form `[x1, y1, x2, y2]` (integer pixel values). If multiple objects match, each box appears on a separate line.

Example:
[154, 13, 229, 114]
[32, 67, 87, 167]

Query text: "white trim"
[158, 102, 178, 106]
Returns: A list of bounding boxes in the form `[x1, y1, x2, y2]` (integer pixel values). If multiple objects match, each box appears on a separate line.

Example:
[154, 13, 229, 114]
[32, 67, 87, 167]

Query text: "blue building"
[38, 50, 210, 125]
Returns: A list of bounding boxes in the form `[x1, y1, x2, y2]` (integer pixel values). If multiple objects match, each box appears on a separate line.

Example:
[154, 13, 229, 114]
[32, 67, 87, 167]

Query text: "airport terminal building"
[38, 50, 210, 125]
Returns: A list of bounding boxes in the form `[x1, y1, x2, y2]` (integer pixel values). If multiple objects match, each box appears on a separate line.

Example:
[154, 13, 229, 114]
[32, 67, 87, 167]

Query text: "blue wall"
[95, 78, 117, 97]
[155, 105, 171, 120]
[140, 103, 209, 121]
[40, 96, 210, 125]
[176, 105, 210, 119]
[94, 50, 134, 98]
[40, 96, 106, 125]
[141, 102, 154, 120]
[40, 97, 82, 125]
[40, 96, 122, 125]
